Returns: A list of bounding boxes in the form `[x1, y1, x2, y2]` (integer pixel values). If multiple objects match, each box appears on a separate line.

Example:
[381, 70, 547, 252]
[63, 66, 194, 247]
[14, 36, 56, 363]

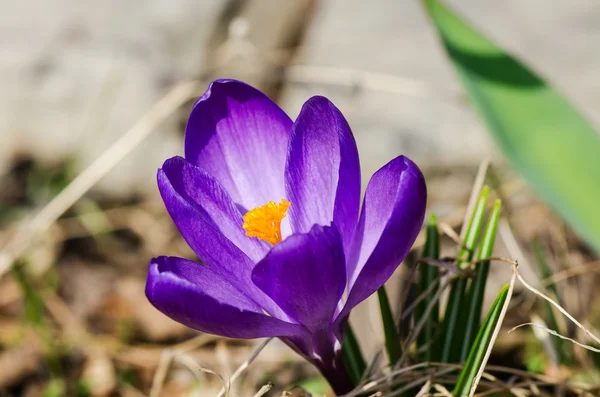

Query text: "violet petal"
[252, 224, 346, 332]
[160, 156, 269, 263]
[185, 79, 293, 212]
[146, 256, 308, 339]
[337, 156, 426, 325]
[285, 97, 360, 254]
[157, 158, 285, 318]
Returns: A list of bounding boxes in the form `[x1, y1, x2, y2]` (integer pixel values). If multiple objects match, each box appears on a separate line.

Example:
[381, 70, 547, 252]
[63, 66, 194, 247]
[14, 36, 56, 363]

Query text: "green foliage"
[423, 0, 600, 254]
[377, 285, 402, 365]
[439, 186, 489, 362]
[416, 214, 440, 361]
[453, 284, 510, 397]
[460, 199, 502, 361]
[342, 324, 366, 385]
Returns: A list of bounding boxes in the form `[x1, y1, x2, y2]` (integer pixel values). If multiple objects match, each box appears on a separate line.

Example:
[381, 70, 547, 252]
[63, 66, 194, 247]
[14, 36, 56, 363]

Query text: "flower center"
[242, 199, 290, 245]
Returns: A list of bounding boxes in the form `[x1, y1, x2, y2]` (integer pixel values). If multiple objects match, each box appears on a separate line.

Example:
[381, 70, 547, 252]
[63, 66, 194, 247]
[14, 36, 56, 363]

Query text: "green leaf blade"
[342, 323, 366, 386]
[440, 186, 489, 362]
[378, 285, 402, 365]
[417, 214, 441, 361]
[423, 0, 600, 254]
[453, 284, 510, 397]
[460, 199, 502, 361]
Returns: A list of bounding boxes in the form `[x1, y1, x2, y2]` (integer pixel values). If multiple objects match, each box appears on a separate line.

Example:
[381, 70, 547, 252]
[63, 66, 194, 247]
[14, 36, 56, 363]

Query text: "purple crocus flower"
[146, 80, 426, 394]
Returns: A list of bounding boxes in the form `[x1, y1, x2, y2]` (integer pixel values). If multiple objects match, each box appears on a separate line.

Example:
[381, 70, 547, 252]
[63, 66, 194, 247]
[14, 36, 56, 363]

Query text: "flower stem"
[318, 354, 356, 395]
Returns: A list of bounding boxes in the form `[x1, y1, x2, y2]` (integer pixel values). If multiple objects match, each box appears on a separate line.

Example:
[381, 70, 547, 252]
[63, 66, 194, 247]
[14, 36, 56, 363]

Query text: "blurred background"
[1, 0, 599, 396]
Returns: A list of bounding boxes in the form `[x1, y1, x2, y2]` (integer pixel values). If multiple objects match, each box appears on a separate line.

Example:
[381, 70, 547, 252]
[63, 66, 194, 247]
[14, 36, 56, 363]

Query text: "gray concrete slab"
[0, 0, 224, 193]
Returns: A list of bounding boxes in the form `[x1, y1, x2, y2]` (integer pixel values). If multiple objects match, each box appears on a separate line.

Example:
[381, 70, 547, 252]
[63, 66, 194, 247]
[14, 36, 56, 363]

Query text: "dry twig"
[460, 159, 490, 239]
[215, 338, 273, 397]
[0, 81, 200, 278]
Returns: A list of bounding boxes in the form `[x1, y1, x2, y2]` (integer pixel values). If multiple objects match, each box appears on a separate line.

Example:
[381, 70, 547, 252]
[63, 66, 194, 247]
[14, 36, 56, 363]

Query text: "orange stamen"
[242, 199, 290, 245]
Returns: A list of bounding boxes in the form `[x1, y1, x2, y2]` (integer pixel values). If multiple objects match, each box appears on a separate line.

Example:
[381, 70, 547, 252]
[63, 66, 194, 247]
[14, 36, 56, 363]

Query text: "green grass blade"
[460, 199, 502, 361]
[442, 277, 468, 362]
[423, 0, 600, 254]
[453, 284, 510, 397]
[342, 323, 366, 385]
[440, 186, 489, 362]
[417, 214, 440, 361]
[377, 285, 402, 365]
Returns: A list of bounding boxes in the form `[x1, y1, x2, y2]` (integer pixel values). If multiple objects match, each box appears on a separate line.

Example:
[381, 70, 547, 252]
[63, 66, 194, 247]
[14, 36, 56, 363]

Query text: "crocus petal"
[185, 79, 293, 211]
[252, 224, 346, 332]
[338, 156, 426, 322]
[158, 158, 286, 318]
[160, 156, 269, 263]
[146, 256, 308, 340]
[285, 97, 360, 254]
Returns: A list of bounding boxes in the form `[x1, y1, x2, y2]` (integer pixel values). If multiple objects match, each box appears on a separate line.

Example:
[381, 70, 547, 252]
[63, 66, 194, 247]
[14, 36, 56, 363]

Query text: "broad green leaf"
[342, 324, 366, 385]
[377, 285, 402, 365]
[440, 186, 489, 362]
[453, 284, 510, 397]
[416, 214, 440, 361]
[460, 199, 501, 361]
[423, 0, 600, 253]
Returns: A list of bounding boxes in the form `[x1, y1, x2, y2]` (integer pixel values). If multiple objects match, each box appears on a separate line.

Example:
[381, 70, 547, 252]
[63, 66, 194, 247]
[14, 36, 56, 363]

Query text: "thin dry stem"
[174, 334, 221, 354]
[0, 81, 200, 278]
[460, 159, 490, 239]
[468, 263, 517, 397]
[509, 323, 600, 353]
[474, 380, 547, 397]
[433, 383, 453, 397]
[439, 221, 463, 246]
[149, 343, 229, 397]
[541, 260, 600, 286]
[396, 276, 453, 368]
[498, 219, 532, 272]
[173, 353, 212, 383]
[384, 368, 455, 397]
[401, 275, 441, 320]
[149, 350, 173, 397]
[252, 384, 273, 397]
[414, 379, 432, 396]
[215, 338, 273, 397]
[285, 64, 458, 102]
[528, 313, 560, 367]
[357, 362, 431, 394]
[516, 272, 600, 346]
[365, 361, 594, 397]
